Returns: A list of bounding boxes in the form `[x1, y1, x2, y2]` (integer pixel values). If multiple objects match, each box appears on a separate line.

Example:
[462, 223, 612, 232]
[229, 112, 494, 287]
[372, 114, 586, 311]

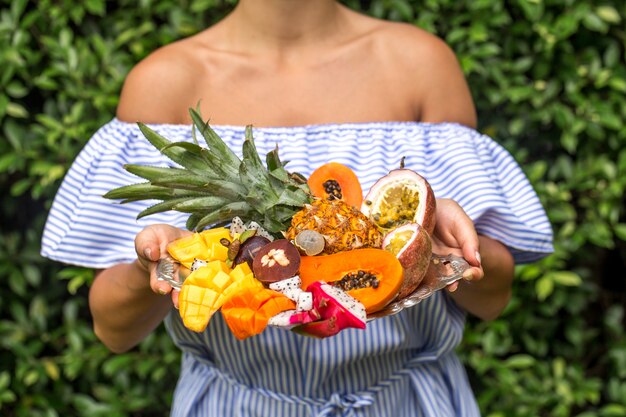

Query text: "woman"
[41, 1, 553, 415]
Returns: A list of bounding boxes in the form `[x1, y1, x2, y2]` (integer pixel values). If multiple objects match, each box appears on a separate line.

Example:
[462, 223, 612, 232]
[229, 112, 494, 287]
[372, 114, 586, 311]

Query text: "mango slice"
[178, 261, 262, 333]
[167, 227, 232, 268]
[221, 287, 296, 340]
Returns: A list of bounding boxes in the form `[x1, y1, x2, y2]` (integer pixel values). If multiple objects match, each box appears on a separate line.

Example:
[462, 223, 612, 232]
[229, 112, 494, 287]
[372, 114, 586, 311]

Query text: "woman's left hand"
[430, 198, 484, 292]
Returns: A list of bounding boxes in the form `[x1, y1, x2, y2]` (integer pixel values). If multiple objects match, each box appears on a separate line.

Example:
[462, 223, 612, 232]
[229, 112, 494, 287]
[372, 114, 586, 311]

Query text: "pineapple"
[285, 199, 381, 254]
[104, 108, 381, 251]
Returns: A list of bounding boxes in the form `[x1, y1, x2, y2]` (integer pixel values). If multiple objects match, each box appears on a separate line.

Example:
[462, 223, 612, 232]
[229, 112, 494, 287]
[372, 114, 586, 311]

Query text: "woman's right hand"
[134, 223, 192, 303]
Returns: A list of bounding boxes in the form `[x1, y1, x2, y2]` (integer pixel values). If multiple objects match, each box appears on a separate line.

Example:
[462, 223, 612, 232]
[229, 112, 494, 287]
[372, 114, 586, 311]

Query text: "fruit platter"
[104, 109, 469, 339]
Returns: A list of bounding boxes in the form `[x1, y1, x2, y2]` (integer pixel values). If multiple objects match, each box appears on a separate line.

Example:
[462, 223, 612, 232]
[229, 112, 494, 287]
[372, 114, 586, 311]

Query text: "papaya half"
[307, 162, 363, 208]
[299, 248, 403, 314]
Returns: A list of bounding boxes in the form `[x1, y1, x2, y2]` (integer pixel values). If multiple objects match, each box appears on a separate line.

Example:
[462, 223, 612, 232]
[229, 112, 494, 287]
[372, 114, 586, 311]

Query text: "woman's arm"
[89, 224, 191, 353]
[90, 262, 171, 353]
[430, 199, 515, 321]
[402, 34, 515, 319]
[448, 235, 515, 321]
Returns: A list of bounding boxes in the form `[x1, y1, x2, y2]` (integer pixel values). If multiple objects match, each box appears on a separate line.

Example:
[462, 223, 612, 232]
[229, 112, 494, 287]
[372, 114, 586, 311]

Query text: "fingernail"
[144, 248, 152, 260]
[475, 251, 481, 265]
[463, 269, 474, 281]
[158, 287, 168, 295]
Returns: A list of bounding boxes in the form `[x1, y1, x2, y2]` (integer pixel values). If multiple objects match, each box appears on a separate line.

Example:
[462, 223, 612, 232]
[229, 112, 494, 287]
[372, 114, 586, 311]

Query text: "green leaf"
[275, 188, 309, 207]
[189, 109, 241, 176]
[85, 0, 106, 15]
[548, 271, 582, 287]
[172, 196, 230, 213]
[601, 404, 626, 417]
[6, 102, 28, 118]
[614, 224, 626, 241]
[583, 13, 609, 33]
[505, 354, 536, 369]
[192, 202, 254, 231]
[596, 6, 621, 24]
[536, 275, 554, 300]
[136, 197, 201, 219]
[137, 123, 214, 174]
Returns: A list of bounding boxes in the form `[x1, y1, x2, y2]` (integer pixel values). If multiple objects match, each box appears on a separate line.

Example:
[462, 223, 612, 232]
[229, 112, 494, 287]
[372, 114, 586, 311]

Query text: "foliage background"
[1, 0, 624, 416]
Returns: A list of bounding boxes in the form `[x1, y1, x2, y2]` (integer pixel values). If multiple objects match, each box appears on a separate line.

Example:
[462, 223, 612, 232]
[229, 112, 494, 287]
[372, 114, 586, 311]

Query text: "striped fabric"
[41, 119, 553, 416]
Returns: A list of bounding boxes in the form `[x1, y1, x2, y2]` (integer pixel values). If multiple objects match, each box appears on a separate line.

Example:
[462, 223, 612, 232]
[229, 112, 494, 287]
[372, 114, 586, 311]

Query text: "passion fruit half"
[382, 222, 432, 300]
[361, 168, 436, 235]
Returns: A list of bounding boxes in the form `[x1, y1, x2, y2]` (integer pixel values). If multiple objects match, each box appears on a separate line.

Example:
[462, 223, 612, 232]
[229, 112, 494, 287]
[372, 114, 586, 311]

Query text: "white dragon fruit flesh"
[269, 276, 303, 302]
[190, 259, 208, 272]
[229, 216, 246, 237]
[244, 221, 275, 241]
[229, 217, 274, 241]
[296, 291, 313, 311]
[268, 309, 321, 328]
[292, 281, 367, 338]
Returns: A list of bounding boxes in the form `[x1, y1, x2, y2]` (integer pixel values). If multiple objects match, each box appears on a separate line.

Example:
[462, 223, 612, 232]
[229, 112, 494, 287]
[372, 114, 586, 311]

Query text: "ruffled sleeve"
[420, 124, 554, 263]
[40, 119, 190, 269]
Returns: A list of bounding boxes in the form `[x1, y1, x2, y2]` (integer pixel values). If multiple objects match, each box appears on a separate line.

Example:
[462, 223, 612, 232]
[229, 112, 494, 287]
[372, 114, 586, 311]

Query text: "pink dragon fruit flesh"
[292, 281, 367, 338]
[268, 309, 320, 328]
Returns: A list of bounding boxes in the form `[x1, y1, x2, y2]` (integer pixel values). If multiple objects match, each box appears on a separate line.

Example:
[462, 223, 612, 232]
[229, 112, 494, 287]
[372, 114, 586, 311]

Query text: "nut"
[261, 249, 291, 267]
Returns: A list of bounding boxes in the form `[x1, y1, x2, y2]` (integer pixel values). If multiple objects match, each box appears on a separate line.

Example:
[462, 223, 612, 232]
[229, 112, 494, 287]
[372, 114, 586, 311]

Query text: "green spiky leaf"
[138, 123, 209, 173]
[192, 202, 254, 231]
[105, 108, 311, 234]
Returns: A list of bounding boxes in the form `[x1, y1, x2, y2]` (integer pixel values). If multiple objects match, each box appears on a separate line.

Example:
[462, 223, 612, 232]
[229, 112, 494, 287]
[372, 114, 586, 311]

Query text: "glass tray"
[156, 253, 469, 321]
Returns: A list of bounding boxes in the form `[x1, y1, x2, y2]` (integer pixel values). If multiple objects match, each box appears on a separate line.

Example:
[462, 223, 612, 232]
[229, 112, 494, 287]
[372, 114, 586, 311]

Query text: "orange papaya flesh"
[307, 162, 363, 208]
[221, 287, 296, 340]
[299, 248, 403, 314]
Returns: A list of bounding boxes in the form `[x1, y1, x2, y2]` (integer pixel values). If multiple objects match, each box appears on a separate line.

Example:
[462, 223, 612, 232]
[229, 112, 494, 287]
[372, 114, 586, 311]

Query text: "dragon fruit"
[296, 291, 313, 311]
[190, 258, 208, 272]
[268, 309, 320, 328]
[292, 281, 367, 338]
[229, 216, 274, 241]
[229, 216, 246, 236]
[244, 220, 275, 241]
[269, 276, 303, 302]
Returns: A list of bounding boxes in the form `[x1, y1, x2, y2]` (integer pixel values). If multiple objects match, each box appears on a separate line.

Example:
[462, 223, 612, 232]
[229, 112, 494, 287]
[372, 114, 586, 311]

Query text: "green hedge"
[1, 1, 624, 416]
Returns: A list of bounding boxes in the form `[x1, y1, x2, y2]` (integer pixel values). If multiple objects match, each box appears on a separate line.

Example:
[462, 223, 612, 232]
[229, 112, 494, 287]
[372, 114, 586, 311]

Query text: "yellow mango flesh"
[178, 260, 263, 333]
[167, 228, 232, 268]
[167, 233, 209, 268]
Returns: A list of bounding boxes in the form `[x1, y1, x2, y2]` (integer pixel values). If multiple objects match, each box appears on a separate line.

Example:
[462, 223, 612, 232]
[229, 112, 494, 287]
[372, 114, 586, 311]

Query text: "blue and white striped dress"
[41, 120, 553, 417]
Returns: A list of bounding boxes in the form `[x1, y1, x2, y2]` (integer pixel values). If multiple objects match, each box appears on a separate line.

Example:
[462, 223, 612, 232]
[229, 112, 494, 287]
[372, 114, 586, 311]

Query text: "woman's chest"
[187, 51, 419, 126]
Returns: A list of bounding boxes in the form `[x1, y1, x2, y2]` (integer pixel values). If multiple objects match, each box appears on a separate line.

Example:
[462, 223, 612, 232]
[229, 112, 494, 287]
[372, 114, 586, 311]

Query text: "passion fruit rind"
[382, 222, 433, 300]
[361, 168, 436, 236]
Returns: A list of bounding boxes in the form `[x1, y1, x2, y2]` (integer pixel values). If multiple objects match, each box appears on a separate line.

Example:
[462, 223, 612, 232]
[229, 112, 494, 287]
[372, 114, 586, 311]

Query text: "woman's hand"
[134, 223, 192, 307]
[430, 198, 484, 292]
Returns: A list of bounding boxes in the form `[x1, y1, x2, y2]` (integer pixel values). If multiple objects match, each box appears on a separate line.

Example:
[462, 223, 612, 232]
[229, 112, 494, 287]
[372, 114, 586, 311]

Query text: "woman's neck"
[222, 0, 348, 53]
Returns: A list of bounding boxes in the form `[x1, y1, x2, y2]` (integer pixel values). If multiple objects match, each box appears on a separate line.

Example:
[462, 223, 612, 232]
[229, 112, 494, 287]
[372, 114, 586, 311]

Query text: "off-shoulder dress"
[41, 120, 553, 417]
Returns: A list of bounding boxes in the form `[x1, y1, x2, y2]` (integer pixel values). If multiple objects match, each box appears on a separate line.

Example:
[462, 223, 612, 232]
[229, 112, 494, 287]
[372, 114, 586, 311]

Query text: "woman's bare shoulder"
[116, 36, 208, 124]
[369, 19, 477, 127]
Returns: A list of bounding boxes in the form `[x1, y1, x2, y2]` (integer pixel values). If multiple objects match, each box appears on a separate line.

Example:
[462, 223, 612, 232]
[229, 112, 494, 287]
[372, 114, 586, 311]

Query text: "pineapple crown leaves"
[103, 108, 313, 234]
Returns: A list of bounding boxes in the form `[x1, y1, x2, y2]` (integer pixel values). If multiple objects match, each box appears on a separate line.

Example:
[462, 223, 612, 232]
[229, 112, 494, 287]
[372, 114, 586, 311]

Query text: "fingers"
[172, 289, 180, 309]
[135, 224, 189, 296]
[435, 199, 484, 287]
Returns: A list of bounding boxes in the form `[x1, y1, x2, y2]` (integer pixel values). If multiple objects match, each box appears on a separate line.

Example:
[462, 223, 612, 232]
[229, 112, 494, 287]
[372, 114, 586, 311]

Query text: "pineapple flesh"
[285, 199, 382, 254]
